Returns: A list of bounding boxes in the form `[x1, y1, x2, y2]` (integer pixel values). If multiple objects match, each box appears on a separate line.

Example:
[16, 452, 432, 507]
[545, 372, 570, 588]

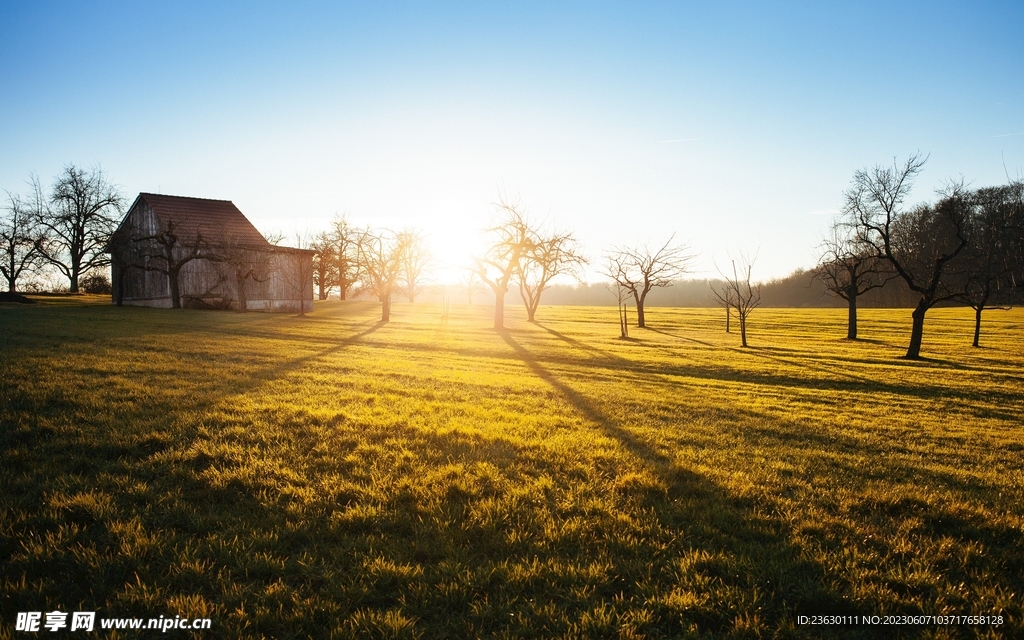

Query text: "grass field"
[1, 297, 1022, 639]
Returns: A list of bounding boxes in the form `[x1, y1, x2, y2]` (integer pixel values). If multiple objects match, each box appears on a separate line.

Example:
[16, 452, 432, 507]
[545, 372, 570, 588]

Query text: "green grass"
[1, 297, 1022, 638]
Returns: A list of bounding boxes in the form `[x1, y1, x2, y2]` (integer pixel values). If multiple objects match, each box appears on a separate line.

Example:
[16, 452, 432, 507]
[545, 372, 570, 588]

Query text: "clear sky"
[2, 1, 1021, 282]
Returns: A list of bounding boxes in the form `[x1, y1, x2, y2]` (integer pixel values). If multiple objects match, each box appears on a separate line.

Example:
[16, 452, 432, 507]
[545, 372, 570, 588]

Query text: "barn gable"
[108, 194, 313, 313]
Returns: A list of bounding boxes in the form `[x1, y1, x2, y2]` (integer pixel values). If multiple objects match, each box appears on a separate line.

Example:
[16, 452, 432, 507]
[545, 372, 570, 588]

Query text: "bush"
[80, 273, 112, 295]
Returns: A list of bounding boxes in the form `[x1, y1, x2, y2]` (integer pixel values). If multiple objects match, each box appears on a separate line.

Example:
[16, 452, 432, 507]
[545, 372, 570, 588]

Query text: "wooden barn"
[107, 193, 314, 312]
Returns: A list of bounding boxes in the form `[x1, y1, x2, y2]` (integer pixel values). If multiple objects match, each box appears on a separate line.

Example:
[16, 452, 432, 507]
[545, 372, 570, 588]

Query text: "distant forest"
[527, 270, 920, 308]
[412, 269, 923, 308]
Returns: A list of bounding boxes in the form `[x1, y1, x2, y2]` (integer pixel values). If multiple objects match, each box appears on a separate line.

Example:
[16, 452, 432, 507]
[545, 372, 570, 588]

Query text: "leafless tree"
[611, 283, 630, 338]
[1, 191, 48, 292]
[516, 230, 586, 322]
[399, 229, 431, 303]
[814, 221, 895, 339]
[35, 165, 125, 292]
[311, 230, 338, 300]
[845, 154, 971, 358]
[959, 182, 1023, 346]
[283, 234, 316, 317]
[710, 280, 736, 333]
[474, 199, 536, 330]
[715, 256, 761, 347]
[604, 235, 693, 328]
[459, 270, 485, 304]
[358, 228, 409, 322]
[213, 233, 274, 313]
[331, 215, 363, 301]
[130, 219, 208, 309]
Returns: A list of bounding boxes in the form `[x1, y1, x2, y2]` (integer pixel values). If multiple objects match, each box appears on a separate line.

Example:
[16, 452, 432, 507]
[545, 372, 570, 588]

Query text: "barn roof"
[129, 193, 273, 248]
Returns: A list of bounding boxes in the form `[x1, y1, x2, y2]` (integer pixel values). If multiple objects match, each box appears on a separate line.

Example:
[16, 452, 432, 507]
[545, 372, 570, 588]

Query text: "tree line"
[2, 165, 123, 296]
[4, 157, 1021, 359]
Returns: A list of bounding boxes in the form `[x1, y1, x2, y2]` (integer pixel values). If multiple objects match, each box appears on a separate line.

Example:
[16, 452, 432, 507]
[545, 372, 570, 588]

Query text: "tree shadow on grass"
[387, 336, 1024, 409]
[496, 330, 862, 635]
[643, 326, 716, 348]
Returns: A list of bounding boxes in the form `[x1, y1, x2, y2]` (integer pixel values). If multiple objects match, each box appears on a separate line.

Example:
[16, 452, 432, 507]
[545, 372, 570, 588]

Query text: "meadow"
[1, 297, 1022, 639]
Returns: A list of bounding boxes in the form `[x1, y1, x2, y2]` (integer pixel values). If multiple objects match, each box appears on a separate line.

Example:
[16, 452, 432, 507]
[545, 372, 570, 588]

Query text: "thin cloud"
[990, 132, 1024, 138]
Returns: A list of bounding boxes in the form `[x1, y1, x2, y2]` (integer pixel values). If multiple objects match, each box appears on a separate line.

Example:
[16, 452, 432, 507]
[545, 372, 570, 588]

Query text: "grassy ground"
[1, 297, 1022, 639]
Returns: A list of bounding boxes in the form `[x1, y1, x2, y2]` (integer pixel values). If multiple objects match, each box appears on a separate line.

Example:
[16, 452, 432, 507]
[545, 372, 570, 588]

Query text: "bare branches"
[358, 228, 410, 322]
[474, 198, 536, 330]
[1, 191, 48, 293]
[815, 219, 895, 339]
[35, 165, 125, 292]
[715, 255, 761, 347]
[604, 235, 694, 328]
[129, 219, 208, 309]
[844, 154, 976, 358]
[214, 231, 275, 312]
[399, 229, 431, 303]
[844, 154, 982, 357]
[516, 228, 586, 322]
[331, 215, 363, 300]
[311, 231, 339, 301]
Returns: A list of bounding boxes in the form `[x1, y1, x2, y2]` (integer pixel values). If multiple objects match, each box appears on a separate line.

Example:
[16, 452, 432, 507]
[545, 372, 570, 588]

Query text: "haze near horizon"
[1, 1, 1021, 282]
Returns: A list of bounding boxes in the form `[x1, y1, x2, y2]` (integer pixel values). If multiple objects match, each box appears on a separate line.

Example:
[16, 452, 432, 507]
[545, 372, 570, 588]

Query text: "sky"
[1, 1, 1022, 283]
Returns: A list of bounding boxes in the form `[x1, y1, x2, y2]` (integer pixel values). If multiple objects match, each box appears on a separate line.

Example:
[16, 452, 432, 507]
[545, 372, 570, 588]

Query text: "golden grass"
[1, 298, 1022, 638]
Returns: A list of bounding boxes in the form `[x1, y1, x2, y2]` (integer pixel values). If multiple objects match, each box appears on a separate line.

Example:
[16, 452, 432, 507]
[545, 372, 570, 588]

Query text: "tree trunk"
[846, 292, 858, 340]
[168, 271, 181, 309]
[634, 291, 646, 328]
[339, 278, 348, 300]
[318, 281, 326, 300]
[381, 295, 391, 322]
[973, 306, 983, 348]
[905, 300, 929, 359]
[725, 305, 731, 333]
[69, 265, 80, 293]
[493, 287, 505, 329]
[527, 299, 537, 322]
[236, 273, 248, 312]
[739, 314, 748, 347]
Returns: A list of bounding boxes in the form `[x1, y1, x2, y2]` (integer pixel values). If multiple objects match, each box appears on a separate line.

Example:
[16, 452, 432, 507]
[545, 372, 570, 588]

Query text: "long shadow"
[497, 331, 856, 630]
[6, 315, 1022, 637]
[535, 322, 630, 365]
[643, 326, 716, 348]
[384, 337, 1024, 408]
[250, 320, 387, 381]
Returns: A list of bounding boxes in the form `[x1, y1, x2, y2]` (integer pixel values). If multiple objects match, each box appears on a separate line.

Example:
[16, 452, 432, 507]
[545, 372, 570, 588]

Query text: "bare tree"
[331, 215, 363, 301]
[1, 191, 48, 293]
[474, 199, 536, 330]
[604, 235, 693, 328]
[399, 229, 431, 303]
[214, 234, 274, 313]
[311, 230, 338, 300]
[358, 228, 409, 322]
[130, 219, 208, 309]
[709, 279, 735, 333]
[715, 256, 761, 347]
[459, 270, 485, 304]
[516, 230, 586, 322]
[959, 183, 1023, 346]
[815, 221, 894, 340]
[845, 154, 971, 358]
[35, 165, 125, 292]
[611, 283, 630, 338]
[283, 234, 316, 317]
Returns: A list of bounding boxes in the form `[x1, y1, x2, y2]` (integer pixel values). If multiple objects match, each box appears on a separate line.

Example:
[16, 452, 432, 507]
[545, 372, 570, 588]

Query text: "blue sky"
[2, 1, 1021, 281]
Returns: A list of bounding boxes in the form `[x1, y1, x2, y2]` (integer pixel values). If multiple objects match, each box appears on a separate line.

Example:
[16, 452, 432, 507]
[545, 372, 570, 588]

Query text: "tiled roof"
[135, 193, 272, 248]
